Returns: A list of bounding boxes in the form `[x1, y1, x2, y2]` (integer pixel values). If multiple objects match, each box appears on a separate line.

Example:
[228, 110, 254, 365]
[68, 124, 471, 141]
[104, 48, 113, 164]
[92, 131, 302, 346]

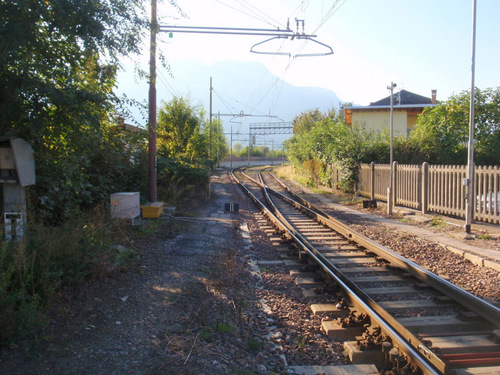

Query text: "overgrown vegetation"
[0, 208, 132, 347]
[285, 87, 500, 192]
[0, 0, 229, 347]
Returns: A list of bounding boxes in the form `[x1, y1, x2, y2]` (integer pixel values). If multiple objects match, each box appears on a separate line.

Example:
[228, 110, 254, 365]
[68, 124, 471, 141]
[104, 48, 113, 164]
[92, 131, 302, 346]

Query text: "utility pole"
[209, 77, 213, 158]
[248, 135, 251, 166]
[465, 0, 477, 234]
[148, 0, 157, 202]
[387, 82, 397, 215]
[271, 139, 274, 166]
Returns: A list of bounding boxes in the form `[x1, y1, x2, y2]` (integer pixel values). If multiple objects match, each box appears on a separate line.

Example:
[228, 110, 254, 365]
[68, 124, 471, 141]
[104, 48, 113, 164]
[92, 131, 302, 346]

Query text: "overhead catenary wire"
[157, 68, 178, 97]
[213, 91, 235, 115]
[213, 0, 285, 29]
[281, 0, 347, 60]
[234, 0, 287, 29]
[313, 0, 349, 33]
[157, 0, 339, 134]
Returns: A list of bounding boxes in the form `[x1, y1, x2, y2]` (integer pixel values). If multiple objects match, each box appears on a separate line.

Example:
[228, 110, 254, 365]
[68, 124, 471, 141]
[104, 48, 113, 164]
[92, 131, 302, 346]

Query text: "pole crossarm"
[249, 122, 293, 135]
[159, 25, 299, 37]
[159, 22, 333, 57]
[215, 113, 280, 118]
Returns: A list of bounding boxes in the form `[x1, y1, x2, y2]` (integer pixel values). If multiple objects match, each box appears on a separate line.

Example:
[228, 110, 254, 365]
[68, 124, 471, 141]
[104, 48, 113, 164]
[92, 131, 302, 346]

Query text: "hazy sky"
[118, 0, 500, 129]
[149, 0, 499, 103]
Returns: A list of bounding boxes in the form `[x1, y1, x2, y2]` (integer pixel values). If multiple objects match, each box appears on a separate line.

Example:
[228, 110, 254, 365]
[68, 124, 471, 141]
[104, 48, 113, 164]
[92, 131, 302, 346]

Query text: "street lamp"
[387, 82, 397, 215]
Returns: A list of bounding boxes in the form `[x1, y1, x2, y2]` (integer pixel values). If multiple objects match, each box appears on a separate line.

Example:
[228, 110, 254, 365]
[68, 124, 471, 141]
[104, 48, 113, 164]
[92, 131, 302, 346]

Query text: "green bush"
[157, 156, 210, 205]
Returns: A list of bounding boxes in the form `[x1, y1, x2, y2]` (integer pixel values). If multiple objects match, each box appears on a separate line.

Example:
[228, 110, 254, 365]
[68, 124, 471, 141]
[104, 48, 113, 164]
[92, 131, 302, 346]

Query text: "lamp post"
[387, 82, 397, 215]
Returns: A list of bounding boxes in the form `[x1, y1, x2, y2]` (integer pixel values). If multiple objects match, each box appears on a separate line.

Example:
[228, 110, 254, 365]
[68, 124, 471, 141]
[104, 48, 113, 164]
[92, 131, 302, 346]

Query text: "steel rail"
[232, 169, 440, 375]
[261, 172, 500, 373]
[267, 172, 500, 327]
[243, 169, 500, 372]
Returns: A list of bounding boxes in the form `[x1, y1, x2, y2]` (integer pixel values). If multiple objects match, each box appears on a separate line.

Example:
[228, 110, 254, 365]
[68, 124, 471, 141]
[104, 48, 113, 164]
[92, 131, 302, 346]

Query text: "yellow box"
[140, 202, 164, 218]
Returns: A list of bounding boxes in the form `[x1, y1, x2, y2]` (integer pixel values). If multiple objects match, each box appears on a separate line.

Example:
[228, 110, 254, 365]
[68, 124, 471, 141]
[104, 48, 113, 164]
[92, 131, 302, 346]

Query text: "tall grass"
[0, 207, 123, 347]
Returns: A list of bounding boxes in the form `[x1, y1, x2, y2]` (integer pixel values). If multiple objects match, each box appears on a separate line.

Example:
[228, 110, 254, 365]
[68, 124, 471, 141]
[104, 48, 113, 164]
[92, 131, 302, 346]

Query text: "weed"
[216, 322, 234, 333]
[477, 234, 492, 240]
[199, 327, 213, 342]
[136, 220, 161, 235]
[247, 338, 263, 352]
[0, 206, 131, 348]
[215, 247, 242, 288]
[296, 335, 307, 348]
[429, 217, 446, 228]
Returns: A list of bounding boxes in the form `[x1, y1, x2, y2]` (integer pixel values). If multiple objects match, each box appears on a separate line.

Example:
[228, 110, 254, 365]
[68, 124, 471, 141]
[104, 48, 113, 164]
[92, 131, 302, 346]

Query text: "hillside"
[117, 59, 343, 145]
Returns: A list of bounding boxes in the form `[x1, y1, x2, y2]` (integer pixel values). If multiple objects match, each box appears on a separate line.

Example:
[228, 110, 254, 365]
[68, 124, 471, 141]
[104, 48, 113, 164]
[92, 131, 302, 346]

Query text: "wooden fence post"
[422, 162, 429, 214]
[393, 161, 398, 207]
[370, 162, 375, 200]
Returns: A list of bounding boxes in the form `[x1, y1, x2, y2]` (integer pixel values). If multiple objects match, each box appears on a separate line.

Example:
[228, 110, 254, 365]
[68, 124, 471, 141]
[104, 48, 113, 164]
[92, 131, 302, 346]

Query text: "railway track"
[232, 168, 500, 375]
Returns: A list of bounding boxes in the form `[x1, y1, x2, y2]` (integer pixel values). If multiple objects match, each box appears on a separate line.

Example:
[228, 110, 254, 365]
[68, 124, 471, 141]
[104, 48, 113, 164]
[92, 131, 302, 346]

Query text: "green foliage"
[303, 159, 321, 184]
[158, 97, 206, 161]
[156, 156, 210, 205]
[0, 0, 146, 139]
[247, 338, 263, 352]
[286, 113, 373, 192]
[410, 87, 500, 165]
[31, 123, 148, 223]
[237, 146, 271, 157]
[205, 118, 229, 164]
[292, 108, 325, 134]
[429, 217, 446, 228]
[157, 96, 228, 166]
[155, 97, 225, 205]
[200, 327, 213, 342]
[1, 0, 150, 223]
[285, 88, 500, 194]
[216, 322, 235, 333]
[476, 234, 492, 240]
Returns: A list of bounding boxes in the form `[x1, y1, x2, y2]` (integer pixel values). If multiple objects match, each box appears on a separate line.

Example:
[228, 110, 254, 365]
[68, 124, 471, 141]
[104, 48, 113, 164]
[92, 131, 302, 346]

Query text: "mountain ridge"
[118, 59, 343, 145]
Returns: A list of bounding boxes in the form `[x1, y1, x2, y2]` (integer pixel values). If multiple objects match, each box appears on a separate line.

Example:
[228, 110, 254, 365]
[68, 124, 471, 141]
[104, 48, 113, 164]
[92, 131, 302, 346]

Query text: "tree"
[204, 118, 229, 165]
[0, 0, 147, 140]
[0, 0, 150, 221]
[292, 108, 325, 135]
[410, 87, 500, 165]
[286, 114, 372, 191]
[157, 97, 206, 161]
[233, 142, 243, 153]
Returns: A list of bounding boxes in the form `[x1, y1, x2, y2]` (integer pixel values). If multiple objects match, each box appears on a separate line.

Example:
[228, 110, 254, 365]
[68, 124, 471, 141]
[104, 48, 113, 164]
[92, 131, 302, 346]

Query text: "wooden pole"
[148, 0, 158, 202]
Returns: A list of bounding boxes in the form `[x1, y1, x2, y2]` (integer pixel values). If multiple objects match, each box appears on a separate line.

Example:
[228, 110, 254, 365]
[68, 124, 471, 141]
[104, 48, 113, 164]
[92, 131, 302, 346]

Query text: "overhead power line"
[214, 0, 284, 28]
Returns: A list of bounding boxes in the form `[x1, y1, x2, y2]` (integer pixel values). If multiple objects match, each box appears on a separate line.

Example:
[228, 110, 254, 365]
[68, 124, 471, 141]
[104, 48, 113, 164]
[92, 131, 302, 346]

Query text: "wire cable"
[313, 0, 349, 33]
[234, 0, 287, 29]
[213, 0, 281, 28]
[157, 68, 178, 97]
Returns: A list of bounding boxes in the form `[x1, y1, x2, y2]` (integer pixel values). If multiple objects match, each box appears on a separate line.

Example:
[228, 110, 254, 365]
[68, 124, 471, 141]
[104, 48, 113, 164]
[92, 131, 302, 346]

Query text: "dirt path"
[0, 175, 275, 374]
